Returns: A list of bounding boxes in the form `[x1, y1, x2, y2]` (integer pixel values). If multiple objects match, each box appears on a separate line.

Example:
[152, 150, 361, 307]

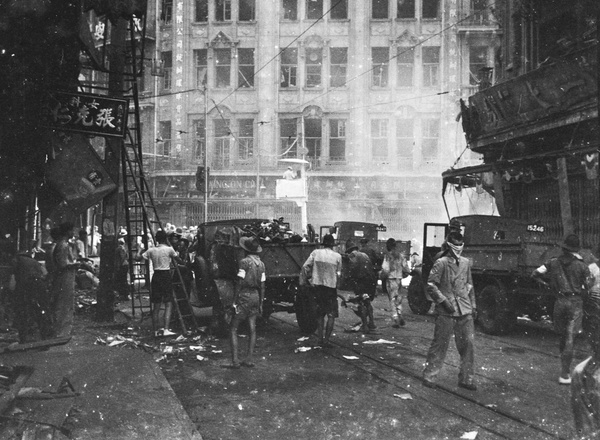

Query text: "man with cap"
[229, 236, 266, 368]
[423, 231, 477, 391]
[380, 238, 411, 328]
[301, 234, 343, 347]
[532, 233, 593, 385]
[346, 240, 378, 333]
[283, 166, 296, 180]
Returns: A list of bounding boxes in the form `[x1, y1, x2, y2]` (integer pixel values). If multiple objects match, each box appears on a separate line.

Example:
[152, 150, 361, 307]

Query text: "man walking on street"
[380, 238, 410, 328]
[229, 236, 266, 368]
[346, 240, 378, 333]
[532, 234, 592, 384]
[301, 234, 343, 348]
[423, 231, 477, 391]
[141, 230, 183, 336]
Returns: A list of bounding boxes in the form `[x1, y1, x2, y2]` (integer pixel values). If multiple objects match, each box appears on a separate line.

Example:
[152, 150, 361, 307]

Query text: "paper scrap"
[295, 346, 312, 353]
[393, 393, 412, 400]
[297, 336, 310, 342]
[196, 355, 206, 361]
[362, 339, 399, 345]
[461, 431, 478, 439]
[343, 355, 360, 360]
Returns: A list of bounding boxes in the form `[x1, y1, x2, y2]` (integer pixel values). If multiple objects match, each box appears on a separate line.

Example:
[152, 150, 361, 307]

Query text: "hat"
[239, 236, 262, 254]
[174, 227, 183, 237]
[386, 238, 396, 249]
[562, 234, 580, 253]
[322, 234, 335, 247]
[118, 229, 127, 237]
[118, 238, 125, 244]
[345, 240, 359, 253]
[449, 218, 462, 231]
[287, 166, 292, 170]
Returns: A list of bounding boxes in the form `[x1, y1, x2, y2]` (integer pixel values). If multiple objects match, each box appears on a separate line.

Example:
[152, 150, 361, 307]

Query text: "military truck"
[408, 215, 594, 335]
[191, 219, 319, 334]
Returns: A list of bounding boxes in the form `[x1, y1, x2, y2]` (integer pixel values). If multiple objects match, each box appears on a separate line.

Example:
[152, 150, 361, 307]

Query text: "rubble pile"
[240, 218, 304, 244]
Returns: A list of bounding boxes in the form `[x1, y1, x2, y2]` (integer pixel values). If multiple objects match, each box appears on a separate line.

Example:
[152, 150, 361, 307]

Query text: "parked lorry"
[408, 215, 594, 335]
[191, 219, 319, 334]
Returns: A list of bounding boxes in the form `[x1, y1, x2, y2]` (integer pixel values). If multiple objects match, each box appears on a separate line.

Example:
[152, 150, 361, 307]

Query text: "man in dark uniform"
[346, 240, 378, 333]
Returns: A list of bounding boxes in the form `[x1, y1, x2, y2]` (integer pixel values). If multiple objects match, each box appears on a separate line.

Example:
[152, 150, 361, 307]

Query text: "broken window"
[280, 118, 298, 158]
[371, 119, 388, 158]
[396, 47, 414, 87]
[422, 46, 439, 87]
[306, 0, 323, 19]
[193, 119, 205, 162]
[161, 51, 172, 90]
[194, 49, 207, 89]
[159, 121, 172, 156]
[195, 0, 208, 22]
[238, 119, 254, 160]
[214, 119, 231, 168]
[216, 0, 232, 21]
[330, 47, 348, 87]
[372, 0, 389, 19]
[283, 0, 298, 20]
[397, 0, 414, 18]
[372, 47, 389, 87]
[237, 48, 255, 88]
[239, 0, 255, 21]
[422, 0, 439, 18]
[305, 48, 322, 88]
[329, 119, 346, 161]
[215, 49, 231, 88]
[280, 48, 298, 88]
[161, 0, 173, 23]
[330, 0, 348, 19]
[469, 46, 488, 85]
[304, 118, 322, 160]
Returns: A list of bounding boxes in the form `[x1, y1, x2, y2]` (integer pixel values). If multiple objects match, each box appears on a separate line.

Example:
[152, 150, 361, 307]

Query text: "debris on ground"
[460, 431, 478, 439]
[393, 393, 412, 400]
[362, 339, 398, 345]
[342, 355, 359, 360]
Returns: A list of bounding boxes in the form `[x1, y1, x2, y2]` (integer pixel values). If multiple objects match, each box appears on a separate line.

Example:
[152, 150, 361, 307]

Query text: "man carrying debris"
[229, 236, 266, 368]
[346, 240, 378, 333]
[301, 234, 343, 348]
[380, 238, 410, 328]
[423, 231, 477, 391]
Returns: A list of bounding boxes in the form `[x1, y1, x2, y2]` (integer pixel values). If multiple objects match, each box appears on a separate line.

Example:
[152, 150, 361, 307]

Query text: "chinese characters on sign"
[45, 91, 129, 138]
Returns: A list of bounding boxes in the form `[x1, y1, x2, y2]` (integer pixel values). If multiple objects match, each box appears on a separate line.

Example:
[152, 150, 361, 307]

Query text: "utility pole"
[96, 16, 128, 322]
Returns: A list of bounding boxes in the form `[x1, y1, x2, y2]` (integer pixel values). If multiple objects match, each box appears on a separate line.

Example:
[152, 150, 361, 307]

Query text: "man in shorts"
[141, 230, 183, 336]
[301, 234, 343, 347]
[346, 240, 378, 333]
[229, 236, 266, 368]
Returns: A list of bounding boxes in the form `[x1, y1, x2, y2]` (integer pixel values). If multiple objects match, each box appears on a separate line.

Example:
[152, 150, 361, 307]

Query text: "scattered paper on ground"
[461, 431, 478, 439]
[362, 339, 398, 345]
[343, 355, 359, 360]
[393, 393, 412, 400]
[295, 346, 312, 353]
[297, 336, 310, 342]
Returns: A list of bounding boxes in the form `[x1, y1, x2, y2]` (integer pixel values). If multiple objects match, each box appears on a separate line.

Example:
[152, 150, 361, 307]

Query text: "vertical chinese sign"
[174, 1, 185, 158]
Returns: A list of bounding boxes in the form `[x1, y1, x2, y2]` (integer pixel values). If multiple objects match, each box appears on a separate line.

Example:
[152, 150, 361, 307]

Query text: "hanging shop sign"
[46, 132, 117, 213]
[44, 91, 128, 138]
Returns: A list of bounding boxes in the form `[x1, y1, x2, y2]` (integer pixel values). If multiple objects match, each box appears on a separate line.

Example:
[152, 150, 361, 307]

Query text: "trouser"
[386, 278, 403, 318]
[553, 296, 583, 377]
[423, 314, 475, 385]
[52, 269, 76, 338]
[116, 265, 129, 297]
[572, 356, 600, 436]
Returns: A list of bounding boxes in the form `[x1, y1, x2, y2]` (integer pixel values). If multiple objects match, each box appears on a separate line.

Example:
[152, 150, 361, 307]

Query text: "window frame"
[421, 118, 440, 162]
[215, 48, 232, 88]
[372, 0, 389, 19]
[282, 0, 298, 20]
[159, 120, 172, 157]
[329, 47, 348, 88]
[280, 48, 298, 88]
[422, 46, 440, 88]
[396, 46, 414, 87]
[215, 0, 232, 22]
[330, 0, 348, 19]
[329, 119, 347, 161]
[194, 0, 208, 22]
[422, 0, 439, 19]
[237, 119, 254, 161]
[237, 48, 255, 88]
[395, 117, 414, 163]
[306, 0, 323, 19]
[161, 51, 172, 90]
[396, 0, 415, 18]
[280, 118, 298, 158]
[192, 119, 206, 162]
[194, 49, 208, 89]
[239, 0, 256, 21]
[305, 47, 323, 88]
[213, 118, 232, 169]
[371, 47, 390, 88]
[371, 118, 389, 158]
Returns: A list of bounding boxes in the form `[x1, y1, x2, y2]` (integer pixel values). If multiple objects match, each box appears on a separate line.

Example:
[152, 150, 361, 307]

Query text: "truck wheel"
[407, 272, 432, 315]
[476, 284, 516, 335]
[295, 286, 317, 334]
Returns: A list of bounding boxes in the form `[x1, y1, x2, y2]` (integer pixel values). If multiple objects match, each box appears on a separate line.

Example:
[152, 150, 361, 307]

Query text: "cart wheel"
[295, 286, 317, 334]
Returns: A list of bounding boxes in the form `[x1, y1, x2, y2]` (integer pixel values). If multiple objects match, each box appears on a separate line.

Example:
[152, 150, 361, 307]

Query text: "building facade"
[137, 0, 499, 240]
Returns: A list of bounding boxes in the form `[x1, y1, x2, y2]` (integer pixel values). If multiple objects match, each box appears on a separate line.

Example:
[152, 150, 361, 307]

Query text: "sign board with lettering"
[45, 91, 129, 138]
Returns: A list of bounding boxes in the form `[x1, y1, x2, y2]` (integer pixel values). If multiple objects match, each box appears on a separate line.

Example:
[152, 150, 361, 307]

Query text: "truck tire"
[407, 272, 432, 315]
[476, 284, 516, 335]
[295, 286, 317, 334]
